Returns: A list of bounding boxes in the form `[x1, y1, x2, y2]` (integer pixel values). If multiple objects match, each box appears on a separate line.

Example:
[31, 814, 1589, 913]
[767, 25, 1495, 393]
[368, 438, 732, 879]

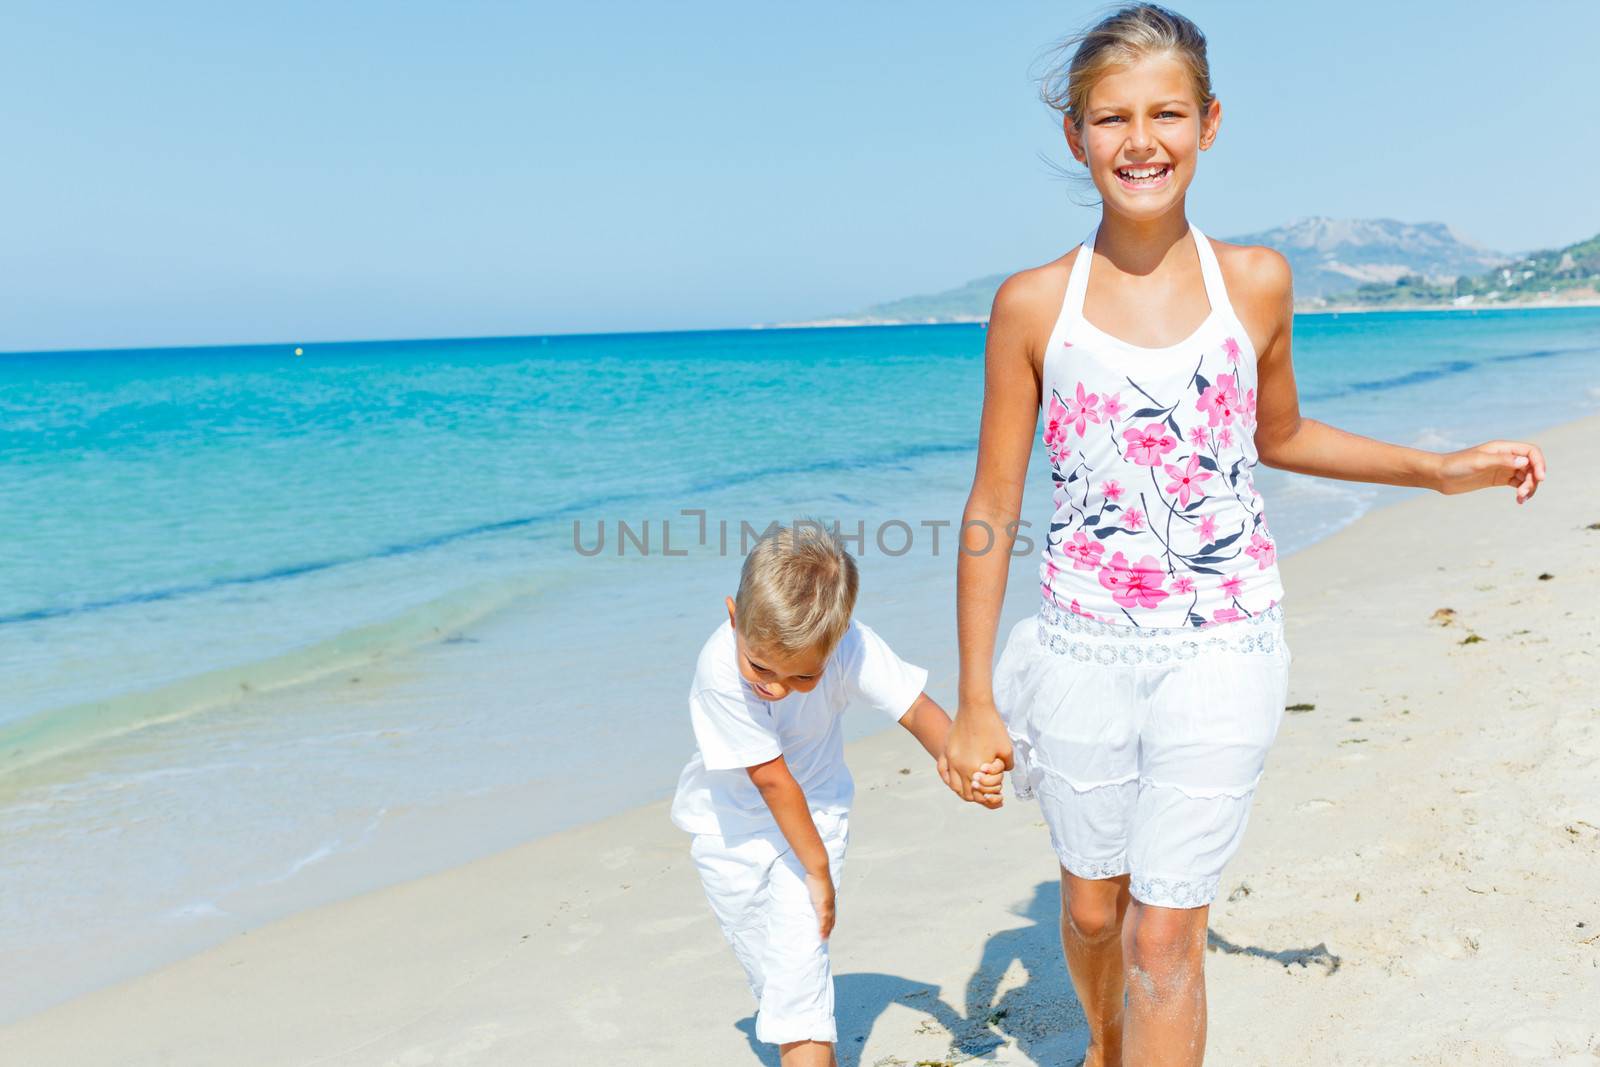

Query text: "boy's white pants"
[689, 810, 849, 1045]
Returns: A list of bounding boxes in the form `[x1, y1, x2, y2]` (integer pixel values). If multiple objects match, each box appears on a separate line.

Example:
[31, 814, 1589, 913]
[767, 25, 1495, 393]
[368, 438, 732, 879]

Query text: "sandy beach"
[5, 414, 1599, 1065]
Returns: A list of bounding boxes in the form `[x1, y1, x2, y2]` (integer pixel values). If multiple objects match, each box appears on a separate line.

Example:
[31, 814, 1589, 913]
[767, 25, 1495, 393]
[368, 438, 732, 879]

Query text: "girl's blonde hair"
[1038, 4, 1215, 129]
[735, 521, 859, 658]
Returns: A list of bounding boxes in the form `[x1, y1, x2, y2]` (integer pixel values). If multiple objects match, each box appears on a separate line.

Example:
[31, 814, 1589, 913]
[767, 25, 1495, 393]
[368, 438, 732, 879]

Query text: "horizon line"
[0, 320, 999, 358]
[6, 298, 1596, 359]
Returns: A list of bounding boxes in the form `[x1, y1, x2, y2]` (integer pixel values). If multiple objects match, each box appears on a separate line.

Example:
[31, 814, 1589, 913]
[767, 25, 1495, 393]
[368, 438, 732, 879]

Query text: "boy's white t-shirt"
[670, 618, 929, 837]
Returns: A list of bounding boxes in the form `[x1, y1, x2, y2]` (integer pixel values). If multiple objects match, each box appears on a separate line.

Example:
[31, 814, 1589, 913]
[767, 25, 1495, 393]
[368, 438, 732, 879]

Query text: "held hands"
[935, 755, 1007, 808]
[806, 870, 836, 940]
[1435, 440, 1547, 503]
[940, 695, 1015, 810]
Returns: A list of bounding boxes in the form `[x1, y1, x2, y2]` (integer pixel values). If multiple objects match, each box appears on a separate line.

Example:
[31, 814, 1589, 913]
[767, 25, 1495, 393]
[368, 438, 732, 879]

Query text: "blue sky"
[3, 0, 1597, 350]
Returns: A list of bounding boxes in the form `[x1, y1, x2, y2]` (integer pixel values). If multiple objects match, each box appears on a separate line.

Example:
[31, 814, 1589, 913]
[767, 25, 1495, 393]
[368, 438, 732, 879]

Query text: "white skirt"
[993, 600, 1291, 909]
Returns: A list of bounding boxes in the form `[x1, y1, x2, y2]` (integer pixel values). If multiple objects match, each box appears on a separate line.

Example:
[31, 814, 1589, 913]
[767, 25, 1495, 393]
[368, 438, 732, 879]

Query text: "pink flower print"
[1063, 531, 1105, 571]
[1123, 423, 1178, 466]
[1217, 427, 1234, 448]
[1099, 392, 1126, 420]
[1097, 552, 1171, 610]
[1196, 373, 1240, 427]
[1223, 336, 1242, 364]
[1170, 575, 1195, 595]
[1213, 606, 1243, 624]
[1040, 561, 1065, 608]
[1162, 454, 1212, 507]
[1242, 387, 1258, 428]
[1063, 381, 1101, 436]
[1070, 598, 1092, 617]
[1220, 573, 1245, 599]
[1121, 507, 1145, 531]
[1244, 532, 1277, 570]
[1050, 438, 1073, 465]
[1044, 392, 1071, 453]
[1196, 514, 1218, 544]
[1101, 479, 1125, 502]
[1187, 425, 1209, 448]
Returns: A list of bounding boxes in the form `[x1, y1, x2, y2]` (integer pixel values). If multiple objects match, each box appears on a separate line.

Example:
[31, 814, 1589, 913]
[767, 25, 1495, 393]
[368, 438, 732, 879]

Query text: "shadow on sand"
[736, 971, 997, 1067]
[736, 878, 1340, 1065]
[736, 881, 1084, 1066]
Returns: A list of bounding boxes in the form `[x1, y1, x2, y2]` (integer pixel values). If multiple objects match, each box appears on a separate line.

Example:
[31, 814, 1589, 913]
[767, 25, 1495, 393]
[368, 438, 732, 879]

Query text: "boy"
[671, 522, 1003, 1066]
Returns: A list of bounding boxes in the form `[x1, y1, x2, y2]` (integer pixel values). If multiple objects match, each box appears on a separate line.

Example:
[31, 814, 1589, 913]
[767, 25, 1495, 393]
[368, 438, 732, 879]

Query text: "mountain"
[796, 273, 1008, 327]
[785, 217, 1516, 325]
[1325, 230, 1600, 309]
[1229, 217, 1510, 301]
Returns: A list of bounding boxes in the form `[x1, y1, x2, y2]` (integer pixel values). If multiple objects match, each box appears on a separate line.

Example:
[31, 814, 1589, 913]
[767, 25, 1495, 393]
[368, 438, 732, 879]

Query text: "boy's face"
[725, 596, 829, 701]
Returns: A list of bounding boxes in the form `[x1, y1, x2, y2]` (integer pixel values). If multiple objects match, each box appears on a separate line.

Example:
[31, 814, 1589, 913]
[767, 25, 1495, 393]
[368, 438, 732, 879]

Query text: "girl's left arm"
[1244, 250, 1547, 503]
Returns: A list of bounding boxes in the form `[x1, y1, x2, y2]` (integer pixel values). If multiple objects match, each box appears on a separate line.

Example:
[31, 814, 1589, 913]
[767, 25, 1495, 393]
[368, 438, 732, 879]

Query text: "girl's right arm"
[944, 267, 1057, 801]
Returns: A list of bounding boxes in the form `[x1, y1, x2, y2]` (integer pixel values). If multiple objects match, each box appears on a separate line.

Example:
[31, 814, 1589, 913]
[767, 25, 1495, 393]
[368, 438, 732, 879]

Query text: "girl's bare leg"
[1059, 868, 1132, 1067]
[1121, 900, 1209, 1067]
[779, 1039, 835, 1067]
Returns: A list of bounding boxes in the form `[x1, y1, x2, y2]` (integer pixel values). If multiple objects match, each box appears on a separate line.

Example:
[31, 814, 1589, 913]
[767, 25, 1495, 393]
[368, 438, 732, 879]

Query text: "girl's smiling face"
[1066, 53, 1221, 221]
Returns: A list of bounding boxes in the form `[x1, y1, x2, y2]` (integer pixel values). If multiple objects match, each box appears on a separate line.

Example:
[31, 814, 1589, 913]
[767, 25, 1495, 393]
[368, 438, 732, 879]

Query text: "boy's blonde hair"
[1038, 4, 1215, 130]
[735, 521, 859, 658]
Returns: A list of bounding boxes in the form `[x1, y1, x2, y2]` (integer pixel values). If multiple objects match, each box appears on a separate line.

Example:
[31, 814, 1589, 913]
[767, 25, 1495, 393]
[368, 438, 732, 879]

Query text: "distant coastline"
[753, 316, 989, 330]
[760, 295, 1600, 331]
[1299, 294, 1600, 316]
[781, 218, 1600, 330]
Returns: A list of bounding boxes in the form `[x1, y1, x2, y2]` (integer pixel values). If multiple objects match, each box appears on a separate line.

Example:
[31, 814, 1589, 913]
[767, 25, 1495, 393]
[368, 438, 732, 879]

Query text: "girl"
[940, 5, 1547, 1065]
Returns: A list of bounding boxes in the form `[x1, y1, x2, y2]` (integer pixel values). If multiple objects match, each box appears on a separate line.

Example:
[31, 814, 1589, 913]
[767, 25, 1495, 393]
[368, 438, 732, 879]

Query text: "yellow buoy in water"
[294, 347, 304, 356]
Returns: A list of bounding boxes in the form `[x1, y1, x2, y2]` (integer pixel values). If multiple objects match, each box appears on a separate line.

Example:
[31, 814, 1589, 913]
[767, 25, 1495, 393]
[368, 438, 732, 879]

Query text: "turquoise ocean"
[3, 308, 1598, 1020]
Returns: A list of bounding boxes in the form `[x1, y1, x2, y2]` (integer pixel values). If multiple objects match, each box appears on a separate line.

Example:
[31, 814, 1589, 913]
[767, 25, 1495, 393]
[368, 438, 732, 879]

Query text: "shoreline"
[4, 412, 1597, 1062]
[0, 424, 1407, 1025]
[1297, 294, 1600, 315]
[767, 298, 1600, 329]
[0, 573, 550, 789]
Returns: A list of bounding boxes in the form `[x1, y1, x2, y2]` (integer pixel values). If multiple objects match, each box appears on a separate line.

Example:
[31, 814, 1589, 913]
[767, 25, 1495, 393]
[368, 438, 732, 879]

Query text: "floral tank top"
[1038, 225, 1284, 629]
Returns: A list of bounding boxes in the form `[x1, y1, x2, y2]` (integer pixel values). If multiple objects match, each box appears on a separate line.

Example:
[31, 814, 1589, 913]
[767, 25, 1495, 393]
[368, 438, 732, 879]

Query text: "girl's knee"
[1060, 874, 1124, 942]
[1064, 897, 1120, 942]
[1127, 906, 1207, 973]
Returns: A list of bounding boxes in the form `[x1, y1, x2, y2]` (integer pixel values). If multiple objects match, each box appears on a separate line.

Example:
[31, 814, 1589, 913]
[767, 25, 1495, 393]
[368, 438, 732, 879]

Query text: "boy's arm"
[899, 691, 1006, 807]
[746, 755, 835, 939]
[899, 691, 952, 759]
[837, 623, 1004, 807]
